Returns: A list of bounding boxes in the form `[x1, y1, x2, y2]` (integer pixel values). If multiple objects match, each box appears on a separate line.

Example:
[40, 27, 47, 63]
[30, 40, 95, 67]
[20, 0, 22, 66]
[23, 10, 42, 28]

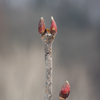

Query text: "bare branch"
[38, 16, 57, 100]
[42, 33, 54, 100]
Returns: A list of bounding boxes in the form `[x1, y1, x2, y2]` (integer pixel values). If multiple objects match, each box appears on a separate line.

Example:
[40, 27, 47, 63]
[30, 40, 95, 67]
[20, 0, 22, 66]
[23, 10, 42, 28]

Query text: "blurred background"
[0, 0, 100, 100]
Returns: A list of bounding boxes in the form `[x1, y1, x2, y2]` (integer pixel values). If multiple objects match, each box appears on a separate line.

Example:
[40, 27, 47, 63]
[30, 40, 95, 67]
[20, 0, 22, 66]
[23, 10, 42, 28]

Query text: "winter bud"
[50, 16, 57, 34]
[38, 17, 46, 34]
[59, 81, 70, 100]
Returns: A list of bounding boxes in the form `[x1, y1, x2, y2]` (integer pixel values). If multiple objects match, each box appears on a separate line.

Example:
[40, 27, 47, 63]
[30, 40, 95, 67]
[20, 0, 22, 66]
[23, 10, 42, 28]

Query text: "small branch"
[38, 17, 70, 100]
[42, 33, 54, 100]
[38, 16, 57, 100]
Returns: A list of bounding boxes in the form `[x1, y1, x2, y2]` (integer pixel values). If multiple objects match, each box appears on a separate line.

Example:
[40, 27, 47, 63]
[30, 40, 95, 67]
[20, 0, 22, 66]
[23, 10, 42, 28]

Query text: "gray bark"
[42, 33, 55, 100]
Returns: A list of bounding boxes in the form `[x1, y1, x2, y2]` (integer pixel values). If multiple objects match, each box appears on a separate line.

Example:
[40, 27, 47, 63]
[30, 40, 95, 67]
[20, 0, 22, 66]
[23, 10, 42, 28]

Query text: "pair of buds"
[38, 16, 57, 35]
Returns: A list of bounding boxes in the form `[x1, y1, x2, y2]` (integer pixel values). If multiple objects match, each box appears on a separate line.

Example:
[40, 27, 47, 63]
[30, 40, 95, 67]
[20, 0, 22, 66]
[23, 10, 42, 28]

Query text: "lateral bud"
[59, 81, 70, 100]
[50, 16, 57, 34]
[38, 17, 46, 34]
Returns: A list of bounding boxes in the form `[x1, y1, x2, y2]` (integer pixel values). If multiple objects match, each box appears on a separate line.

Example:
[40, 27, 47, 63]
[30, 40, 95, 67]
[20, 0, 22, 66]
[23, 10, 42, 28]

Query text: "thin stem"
[42, 33, 54, 100]
[44, 42, 52, 100]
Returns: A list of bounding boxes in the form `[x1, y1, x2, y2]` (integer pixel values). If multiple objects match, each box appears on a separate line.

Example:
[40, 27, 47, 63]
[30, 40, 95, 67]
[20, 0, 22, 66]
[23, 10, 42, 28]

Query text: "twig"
[42, 33, 54, 100]
[38, 17, 70, 100]
[38, 16, 57, 100]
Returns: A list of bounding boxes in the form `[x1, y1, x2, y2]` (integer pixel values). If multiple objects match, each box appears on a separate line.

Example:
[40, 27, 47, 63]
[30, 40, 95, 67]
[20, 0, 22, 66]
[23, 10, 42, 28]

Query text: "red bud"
[59, 81, 70, 100]
[50, 16, 57, 34]
[38, 17, 45, 34]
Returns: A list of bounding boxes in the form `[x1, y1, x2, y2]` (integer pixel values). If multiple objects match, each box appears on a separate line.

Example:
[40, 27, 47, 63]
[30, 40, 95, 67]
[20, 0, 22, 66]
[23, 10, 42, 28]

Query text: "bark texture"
[42, 33, 54, 100]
